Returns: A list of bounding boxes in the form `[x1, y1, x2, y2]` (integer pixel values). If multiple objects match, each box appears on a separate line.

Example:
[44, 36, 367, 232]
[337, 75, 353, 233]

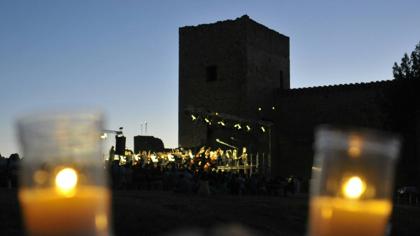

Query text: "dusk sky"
[1, 1, 420, 156]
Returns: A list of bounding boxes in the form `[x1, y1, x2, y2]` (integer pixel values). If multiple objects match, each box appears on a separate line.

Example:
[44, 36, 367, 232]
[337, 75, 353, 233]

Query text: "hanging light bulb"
[246, 125, 251, 131]
[204, 118, 212, 125]
[260, 126, 266, 133]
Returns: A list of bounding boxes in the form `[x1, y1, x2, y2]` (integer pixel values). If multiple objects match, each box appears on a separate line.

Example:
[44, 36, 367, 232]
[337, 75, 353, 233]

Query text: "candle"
[19, 167, 111, 236]
[309, 175, 391, 236]
[309, 197, 391, 236]
[16, 111, 111, 236]
[309, 126, 400, 236]
[309, 175, 392, 236]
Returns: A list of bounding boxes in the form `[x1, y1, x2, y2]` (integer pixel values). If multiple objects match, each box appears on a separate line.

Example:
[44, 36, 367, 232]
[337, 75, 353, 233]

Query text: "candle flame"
[55, 167, 78, 197]
[342, 176, 366, 199]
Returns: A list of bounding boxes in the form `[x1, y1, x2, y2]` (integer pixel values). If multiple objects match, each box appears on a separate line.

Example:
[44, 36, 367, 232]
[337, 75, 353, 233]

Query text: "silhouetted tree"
[393, 41, 420, 80]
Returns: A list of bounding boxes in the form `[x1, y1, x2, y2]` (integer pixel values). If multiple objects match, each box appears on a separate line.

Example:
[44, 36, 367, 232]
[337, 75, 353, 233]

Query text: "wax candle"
[17, 111, 111, 236]
[309, 126, 400, 236]
[19, 167, 111, 236]
[309, 175, 392, 236]
[309, 197, 391, 236]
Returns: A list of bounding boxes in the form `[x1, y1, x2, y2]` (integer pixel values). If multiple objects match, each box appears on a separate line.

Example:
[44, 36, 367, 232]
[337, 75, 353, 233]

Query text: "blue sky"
[1, 0, 420, 156]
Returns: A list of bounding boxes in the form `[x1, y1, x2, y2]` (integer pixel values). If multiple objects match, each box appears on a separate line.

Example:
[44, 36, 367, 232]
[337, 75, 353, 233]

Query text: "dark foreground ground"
[1, 189, 419, 236]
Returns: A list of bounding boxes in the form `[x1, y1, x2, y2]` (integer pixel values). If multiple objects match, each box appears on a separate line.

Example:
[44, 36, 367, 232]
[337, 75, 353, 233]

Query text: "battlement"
[180, 15, 289, 39]
[281, 79, 395, 96]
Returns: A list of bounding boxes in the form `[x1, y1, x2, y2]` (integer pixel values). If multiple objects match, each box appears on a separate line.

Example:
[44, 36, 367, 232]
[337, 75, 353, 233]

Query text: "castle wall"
[178, 16, 420, 189]
[274, 79, 420, 188]
[179, 18, 248, 147]
[245, 18, 290, 117]
[179, 16, 290, 149]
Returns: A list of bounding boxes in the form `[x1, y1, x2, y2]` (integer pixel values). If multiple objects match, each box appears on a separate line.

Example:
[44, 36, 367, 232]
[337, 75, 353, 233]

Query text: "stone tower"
[179, 15, 290, 148]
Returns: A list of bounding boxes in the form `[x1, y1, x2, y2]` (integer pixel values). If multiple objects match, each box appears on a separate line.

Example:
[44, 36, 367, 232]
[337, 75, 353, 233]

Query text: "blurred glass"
[17, 111, 111, 236]
[308, 125, 400, 236]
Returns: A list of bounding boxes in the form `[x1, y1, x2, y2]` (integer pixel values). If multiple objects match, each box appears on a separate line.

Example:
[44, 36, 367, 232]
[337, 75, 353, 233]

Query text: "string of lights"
[185, 108, 273, 134]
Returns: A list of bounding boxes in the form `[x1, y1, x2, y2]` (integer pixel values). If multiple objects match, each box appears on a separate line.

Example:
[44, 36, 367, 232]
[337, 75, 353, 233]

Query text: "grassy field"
[1, 189, 419, 236]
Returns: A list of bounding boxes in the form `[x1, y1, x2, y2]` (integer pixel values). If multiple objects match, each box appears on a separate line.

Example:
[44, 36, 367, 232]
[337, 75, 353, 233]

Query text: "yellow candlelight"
[348, 135, 362, 158]
[309, 197, 391, 236]
[341, 176, 366, 199]
[55, 167, 78, 197]
[309, 126, 400, 236]
[309, 176, 391, 236]
[19, 167, 111, 236]
[16, 111, 111, 236]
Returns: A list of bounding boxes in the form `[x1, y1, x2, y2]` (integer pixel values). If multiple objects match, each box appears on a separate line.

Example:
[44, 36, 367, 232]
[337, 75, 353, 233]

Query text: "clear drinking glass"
[17, 111, 111, 236]
[308, 125, 401, 236]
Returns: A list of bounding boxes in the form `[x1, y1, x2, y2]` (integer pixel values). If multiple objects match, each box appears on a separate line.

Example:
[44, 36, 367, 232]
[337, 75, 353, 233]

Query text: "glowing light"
[33, 170, 48, 185]
[234, 123, 242, 130]
[217, 121, 226, 126]
[204, 118, 212, 125]
[258, 107, 262, 111]
[191, 115, 197, 121]
[246, 125, 251, 131]
[348, 135, 362, 158]
[272, 106, 275, 110]
[55, 167, 78, 196]
[321, 208, 333, 219]
[95, 214, 108, 230]
[216, 138, 236, 149]
[168, 153, 175, 162]
[150, 154, 158, 163]
[100, 133, 108, 139]
[260, 126, 266, 132]
[311, 166, 321, 172]
[342, 176, 366, 199]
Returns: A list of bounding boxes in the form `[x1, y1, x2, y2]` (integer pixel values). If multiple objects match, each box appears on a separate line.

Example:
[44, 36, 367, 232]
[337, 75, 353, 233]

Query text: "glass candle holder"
[308, 126, 401, 236]
[17, 111, 111, 236]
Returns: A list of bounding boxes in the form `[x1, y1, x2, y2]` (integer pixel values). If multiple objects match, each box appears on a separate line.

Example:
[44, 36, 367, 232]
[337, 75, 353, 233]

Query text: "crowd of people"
[0, 148, 305, 196]
[107, 146, 305, 196]
[110, 146, 256, 172]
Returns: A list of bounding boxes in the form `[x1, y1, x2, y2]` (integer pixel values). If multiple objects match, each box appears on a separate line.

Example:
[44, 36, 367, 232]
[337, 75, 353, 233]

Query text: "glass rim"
[16, 109, 103, 126]
[315, 124, 401, 159]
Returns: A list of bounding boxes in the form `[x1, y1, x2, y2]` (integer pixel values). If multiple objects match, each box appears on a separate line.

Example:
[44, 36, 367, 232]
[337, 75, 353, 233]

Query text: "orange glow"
[55, 167, 78, 197]
[19, 186, 110, 235]
[95, 213, 108, 231]
[342, 176, 366, 199]
[348, 135, 362, 157]
[310, 197, 391, 236]
[33, 170, 48, 185]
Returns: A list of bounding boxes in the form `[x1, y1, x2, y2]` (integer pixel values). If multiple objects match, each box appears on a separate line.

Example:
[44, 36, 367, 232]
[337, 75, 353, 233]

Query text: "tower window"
[206, 65, 218, 82]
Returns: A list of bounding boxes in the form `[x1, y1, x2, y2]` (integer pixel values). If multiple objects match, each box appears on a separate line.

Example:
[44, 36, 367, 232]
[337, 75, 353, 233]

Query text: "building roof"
[179, 15, 289, 39]
[282, 79, 395, 96]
